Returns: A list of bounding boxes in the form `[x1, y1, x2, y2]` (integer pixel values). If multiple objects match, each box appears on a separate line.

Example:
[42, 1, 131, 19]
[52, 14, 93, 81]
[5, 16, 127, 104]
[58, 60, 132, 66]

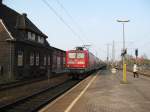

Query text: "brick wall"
[0, 21, 15, 80]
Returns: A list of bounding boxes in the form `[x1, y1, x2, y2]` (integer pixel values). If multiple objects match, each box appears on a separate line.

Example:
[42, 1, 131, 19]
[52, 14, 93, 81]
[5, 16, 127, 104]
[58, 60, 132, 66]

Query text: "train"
[66, 47, 103, 79]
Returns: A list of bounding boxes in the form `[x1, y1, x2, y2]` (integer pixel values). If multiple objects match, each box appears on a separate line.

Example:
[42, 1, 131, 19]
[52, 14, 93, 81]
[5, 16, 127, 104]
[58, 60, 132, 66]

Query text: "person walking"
[133, 64, 139, 78]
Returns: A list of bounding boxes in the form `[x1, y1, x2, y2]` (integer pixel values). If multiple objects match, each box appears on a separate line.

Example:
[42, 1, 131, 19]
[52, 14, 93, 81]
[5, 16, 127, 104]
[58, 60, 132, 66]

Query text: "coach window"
[36, 53, 39, 66]
[17, 50, 23, 66]
[44, 56, 47, 66]
[48, 55, 50, 66]
[30, 53, 34, 66]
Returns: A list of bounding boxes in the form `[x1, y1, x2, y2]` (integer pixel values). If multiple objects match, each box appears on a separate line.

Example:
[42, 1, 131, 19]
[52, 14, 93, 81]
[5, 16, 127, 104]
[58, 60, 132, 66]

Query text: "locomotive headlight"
[68, 61, 74, 64]
[78, 61, 85, 64]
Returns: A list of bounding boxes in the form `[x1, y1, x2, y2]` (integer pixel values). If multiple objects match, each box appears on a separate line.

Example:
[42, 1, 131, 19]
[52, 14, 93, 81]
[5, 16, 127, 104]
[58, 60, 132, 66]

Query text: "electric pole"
[112, 40, 115, 67]
[106, 44, 110, 66]
[117, 19, 130, 83]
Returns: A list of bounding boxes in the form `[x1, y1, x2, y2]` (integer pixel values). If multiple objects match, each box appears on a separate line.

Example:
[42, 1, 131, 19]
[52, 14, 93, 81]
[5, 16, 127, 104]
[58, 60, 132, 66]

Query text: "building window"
[28, 32, 32, 40]
[36, 53, 39, 66]
[38, 36, 40, 43]
[31, 33, 35, 40]
[28, 32, 35, 41]
[17, 50, 23, 66]
[52, 55, 56, 69]
[48, 55, 50, 66]
[44, 56, 47, 66]
[41, 37, 44, 43]
[30, 52, 34, 66]
[38, 36, 44, 44]
[57, 56, 61, 69]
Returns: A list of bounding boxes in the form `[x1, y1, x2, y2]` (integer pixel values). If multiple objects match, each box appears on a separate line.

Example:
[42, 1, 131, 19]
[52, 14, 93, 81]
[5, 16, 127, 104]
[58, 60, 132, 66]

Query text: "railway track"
[117, 68, 150, 77]
[128, 70, 150, 77]
[0, 73, 68, 91]
[0, 79, 79, 112]
[0, 77, 47, 91]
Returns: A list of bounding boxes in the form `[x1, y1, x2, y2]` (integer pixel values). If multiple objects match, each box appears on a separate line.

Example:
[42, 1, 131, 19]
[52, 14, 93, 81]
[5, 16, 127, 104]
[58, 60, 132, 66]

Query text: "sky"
[3, 0, 150, 60]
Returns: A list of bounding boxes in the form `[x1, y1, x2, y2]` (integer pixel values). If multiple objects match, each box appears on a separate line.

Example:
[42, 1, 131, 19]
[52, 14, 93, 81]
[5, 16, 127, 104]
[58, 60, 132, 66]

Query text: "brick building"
[0, 1, 57, 81]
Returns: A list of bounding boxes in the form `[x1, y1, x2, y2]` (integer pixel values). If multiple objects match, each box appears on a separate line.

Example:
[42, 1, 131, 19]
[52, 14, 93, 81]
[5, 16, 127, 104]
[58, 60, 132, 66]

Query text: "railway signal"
[135, 49, 138, 57]
[121, 48, 127, 56]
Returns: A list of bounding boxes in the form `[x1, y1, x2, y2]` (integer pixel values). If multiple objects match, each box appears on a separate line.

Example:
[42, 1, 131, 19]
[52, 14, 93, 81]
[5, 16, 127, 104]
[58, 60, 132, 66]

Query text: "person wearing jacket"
[133, 64, 139, 78]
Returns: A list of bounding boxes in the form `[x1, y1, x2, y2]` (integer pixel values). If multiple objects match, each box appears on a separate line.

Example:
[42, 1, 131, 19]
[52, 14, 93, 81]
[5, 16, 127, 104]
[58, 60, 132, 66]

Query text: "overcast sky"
[3, 0, 150, 60]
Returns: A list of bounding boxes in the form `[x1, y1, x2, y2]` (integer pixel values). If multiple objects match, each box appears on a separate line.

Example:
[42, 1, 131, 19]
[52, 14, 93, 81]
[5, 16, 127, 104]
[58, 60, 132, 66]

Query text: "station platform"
[39, 70, 150, 112]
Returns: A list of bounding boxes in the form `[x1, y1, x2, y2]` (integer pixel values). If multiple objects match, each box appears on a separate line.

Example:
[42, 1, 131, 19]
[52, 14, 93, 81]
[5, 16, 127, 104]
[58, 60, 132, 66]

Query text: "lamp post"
[117, 19, 130, 83]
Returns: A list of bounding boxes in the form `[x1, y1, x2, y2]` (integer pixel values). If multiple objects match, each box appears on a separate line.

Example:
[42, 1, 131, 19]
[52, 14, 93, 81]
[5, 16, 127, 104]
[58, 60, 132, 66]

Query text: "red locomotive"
[66, 47, 100, 79]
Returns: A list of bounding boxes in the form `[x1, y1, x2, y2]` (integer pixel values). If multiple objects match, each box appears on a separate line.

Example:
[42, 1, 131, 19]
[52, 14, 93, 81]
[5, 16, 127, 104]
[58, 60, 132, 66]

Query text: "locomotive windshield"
[77, 53, 84, 58]
[68, 53, 76, 58]
[68, 52, 85, 59]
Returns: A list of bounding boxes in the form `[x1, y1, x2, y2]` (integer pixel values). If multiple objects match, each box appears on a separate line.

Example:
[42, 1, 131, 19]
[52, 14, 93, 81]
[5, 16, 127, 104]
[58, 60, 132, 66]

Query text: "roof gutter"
[0, 19, 15, 41]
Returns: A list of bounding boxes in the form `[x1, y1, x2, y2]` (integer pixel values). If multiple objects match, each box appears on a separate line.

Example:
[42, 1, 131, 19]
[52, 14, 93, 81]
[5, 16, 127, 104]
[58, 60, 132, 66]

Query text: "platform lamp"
[117, 19, 130, 83]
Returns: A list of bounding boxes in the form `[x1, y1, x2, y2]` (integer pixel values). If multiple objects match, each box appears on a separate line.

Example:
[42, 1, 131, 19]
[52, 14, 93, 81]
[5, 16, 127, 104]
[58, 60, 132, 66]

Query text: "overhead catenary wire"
[41, 0, 85, 45]
[55, 0, 76, 23]
[55, 0, 88, 41]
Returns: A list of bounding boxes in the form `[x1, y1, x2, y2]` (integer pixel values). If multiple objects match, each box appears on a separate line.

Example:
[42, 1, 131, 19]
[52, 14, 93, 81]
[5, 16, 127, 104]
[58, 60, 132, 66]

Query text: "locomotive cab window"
[68, 53, 76, 59]
[77, 53, 85, 59]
